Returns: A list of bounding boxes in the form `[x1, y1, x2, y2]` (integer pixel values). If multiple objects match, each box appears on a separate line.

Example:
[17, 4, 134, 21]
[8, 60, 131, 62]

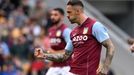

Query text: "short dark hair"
[53, 8, 65, 16]
[67, 0, 84, 8]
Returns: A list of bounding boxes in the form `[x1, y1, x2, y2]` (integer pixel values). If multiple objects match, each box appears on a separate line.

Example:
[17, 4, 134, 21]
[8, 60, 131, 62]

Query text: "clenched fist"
[34, 48, 45, 59]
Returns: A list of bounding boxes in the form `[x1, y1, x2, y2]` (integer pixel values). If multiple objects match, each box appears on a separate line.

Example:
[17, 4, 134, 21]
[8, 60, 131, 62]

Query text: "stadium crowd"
[0, 0, 52, 75]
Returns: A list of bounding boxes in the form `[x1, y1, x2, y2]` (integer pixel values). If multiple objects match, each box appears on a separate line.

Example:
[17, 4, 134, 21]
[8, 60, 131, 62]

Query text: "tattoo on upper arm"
[101, 39, 114, 49]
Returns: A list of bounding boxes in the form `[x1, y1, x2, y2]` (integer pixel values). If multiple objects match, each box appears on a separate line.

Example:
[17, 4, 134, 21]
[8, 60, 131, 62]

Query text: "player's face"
[50, 10, 62, 24]
[66, 5, 78, 24]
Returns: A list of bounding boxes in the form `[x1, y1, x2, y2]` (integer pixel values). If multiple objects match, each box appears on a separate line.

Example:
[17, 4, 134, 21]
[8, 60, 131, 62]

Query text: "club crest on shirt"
[56, 30, 61, 37]
[83, 27, 88, 34]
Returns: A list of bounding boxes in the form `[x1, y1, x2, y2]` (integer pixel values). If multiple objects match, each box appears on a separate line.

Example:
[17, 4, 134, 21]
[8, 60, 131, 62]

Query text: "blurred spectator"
[30, 0, 47, 26]
[0, 47, 4, 70]
[11, 28, 22, 39]
[33, 27, 50, 49]
[24, 0, 36, 8]
[2, 62, 18, 75]
[9, 6, 28, 28]
[10, 28, 30, 60]
[0, 0, 51, 75]
[0, 10, 9, 36]
[25, 17, 42, 37]
[13, 56, 31, 75]
[10, 0, 21, 9]
[0, 0, 14, 18]
[21, 0, 30, 16]
[0, 55, 20, 75]
[31, 59, 45, 75]
[0, 38, 10, 57]
[0, 10, 6, 25]
[0, 36, 10, 74]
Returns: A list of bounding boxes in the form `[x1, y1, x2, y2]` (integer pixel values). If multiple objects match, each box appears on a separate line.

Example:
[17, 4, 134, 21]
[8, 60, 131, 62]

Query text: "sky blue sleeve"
[63, 28, 73, 51]
[92, 22, 110, 43]
[65, 40, 73, 51]
[63, 28, 72, 43]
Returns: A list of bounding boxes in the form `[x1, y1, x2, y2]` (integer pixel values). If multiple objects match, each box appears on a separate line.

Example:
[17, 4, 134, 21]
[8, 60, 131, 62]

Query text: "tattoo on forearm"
[45, 50, 72, 62]
[102, 39, 115, 68]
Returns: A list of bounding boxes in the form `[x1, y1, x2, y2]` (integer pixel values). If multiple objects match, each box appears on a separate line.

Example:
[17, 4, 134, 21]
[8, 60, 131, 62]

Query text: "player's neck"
[55, 21, 63, 28]
[78, 14, 88, 25]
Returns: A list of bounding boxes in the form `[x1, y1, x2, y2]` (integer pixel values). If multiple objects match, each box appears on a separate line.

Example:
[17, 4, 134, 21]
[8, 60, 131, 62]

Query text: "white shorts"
[46, 66, 75, 75]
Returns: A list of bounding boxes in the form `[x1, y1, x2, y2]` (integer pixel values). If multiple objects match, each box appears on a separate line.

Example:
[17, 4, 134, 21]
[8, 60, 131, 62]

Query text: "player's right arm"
[34, 40, 73, 62]
[34, 48, 72, 62]
[46, 50, 72, 62]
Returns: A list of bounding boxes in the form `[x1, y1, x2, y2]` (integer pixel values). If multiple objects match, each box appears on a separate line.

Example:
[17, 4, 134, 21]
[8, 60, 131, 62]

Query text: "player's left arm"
[92, 22, 115, 75]
[101, 39, 115, 74]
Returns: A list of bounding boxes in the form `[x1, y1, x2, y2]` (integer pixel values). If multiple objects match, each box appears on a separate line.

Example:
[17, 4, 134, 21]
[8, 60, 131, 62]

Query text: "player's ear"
[75, 9, 81, 15]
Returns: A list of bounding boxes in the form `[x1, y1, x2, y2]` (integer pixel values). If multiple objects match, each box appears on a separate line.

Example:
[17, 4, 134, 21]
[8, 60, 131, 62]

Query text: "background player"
[35, 0, 115, 75]
[45, 8, 72, 75]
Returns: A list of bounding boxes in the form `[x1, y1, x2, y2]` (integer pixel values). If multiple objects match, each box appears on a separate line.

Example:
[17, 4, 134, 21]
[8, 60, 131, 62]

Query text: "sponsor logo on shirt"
[72, 35, 88, 42]
[50, 38, 61, 45]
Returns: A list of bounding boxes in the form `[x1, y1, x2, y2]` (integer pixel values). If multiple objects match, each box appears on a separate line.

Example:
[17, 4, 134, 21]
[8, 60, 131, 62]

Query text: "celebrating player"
[34, 0, 115, 75]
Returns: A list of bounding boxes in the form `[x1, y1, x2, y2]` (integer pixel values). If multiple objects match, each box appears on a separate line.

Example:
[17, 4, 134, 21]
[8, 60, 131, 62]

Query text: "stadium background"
[0, 0, 134, 75]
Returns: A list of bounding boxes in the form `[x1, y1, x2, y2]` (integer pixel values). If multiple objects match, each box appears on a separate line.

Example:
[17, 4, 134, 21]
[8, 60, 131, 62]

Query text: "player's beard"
[69, 19, 75, 24]
[68, 17, 77, 24]
[51, 19, 61, 25]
